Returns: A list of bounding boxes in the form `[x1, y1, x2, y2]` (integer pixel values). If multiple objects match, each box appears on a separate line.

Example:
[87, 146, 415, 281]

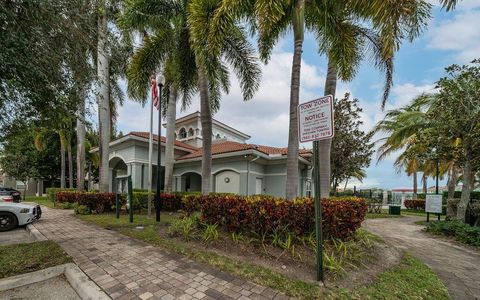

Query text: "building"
[99, 112, 312, 197]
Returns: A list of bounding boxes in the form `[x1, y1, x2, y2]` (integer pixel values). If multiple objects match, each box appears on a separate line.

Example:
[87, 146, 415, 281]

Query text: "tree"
[0, 0, 92, 130]
[330, 93, 374, 194]
[121, 0, 261, 196]
[428, 60, 480, 222]
[0, 128, 40, 199]
[211, 0, 444, 199]
[97, 0, 111, 193]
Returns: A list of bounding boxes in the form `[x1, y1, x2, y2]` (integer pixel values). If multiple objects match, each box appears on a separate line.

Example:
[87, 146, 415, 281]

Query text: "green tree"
[330, 94, 374, 194]
[121, 0, 261, 196]
[428, 60, 480, 222]
[0, 128, 40, 199]
[211, 0, 448, 199]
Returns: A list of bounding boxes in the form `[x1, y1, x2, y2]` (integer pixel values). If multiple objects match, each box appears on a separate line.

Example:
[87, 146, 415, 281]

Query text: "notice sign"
[426, 195, 443, 214]
[298, 95, 334, 142]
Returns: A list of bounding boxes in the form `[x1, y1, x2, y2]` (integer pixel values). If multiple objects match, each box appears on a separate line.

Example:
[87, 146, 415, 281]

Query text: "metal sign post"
[298, 95, 334, 282]
[115, 175, 134, 223]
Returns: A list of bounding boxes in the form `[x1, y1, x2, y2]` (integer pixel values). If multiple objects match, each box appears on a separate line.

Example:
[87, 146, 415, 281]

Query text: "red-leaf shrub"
[183, 194, 367, 240]
[404, 199, 425, 210]
[57, 191, 116, 213]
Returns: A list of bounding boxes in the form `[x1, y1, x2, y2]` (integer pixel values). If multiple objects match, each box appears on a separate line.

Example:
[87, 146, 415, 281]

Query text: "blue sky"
[105, 0, 480, 190]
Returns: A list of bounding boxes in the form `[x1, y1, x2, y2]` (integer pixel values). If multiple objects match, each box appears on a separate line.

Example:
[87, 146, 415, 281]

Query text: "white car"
[0, 202, 41, 232]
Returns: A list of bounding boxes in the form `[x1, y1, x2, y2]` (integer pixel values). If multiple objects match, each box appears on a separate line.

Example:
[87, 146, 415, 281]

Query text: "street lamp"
[156, 74, 165, 222]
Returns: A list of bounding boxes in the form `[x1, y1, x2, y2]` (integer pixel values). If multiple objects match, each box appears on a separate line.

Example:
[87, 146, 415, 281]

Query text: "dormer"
[164, 111, 250, 148]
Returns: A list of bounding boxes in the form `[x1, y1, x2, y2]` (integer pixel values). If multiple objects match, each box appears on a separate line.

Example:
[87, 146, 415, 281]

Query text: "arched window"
[188, 128, 194, 137]
[216, 134, 221, 139]
[179, 127, 187, 139]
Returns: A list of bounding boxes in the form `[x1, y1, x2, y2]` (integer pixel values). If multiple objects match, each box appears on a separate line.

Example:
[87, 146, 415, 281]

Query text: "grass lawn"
[0, 240, 72, 279]
[23, 196, 55, 208]
[329, 254, 450, 299]
[366, 212, 402, 219]
[78, 213, 449, 300]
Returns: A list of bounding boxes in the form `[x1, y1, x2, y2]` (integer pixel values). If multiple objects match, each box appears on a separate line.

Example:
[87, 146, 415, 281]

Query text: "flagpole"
[147, 79, 154, 216]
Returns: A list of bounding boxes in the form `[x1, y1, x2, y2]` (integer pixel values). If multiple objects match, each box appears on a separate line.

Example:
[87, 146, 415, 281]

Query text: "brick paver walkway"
[364, 216, 480, 300]
[33, 208, 290, 300]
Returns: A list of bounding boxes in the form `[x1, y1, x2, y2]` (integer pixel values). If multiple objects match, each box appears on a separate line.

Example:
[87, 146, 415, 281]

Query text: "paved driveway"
[32, 208, 288, 300]
[364, 216, 480, 300]
[0, 226, 35, 246]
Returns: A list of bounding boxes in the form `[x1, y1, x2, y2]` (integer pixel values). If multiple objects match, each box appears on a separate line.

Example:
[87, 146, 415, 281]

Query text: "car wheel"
[0, 212, 18, 232]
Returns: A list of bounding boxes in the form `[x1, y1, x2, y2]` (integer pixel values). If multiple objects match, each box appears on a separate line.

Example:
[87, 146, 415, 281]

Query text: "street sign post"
[426, 194, 442, 222]
[298, 95, 334, 282]
[298, 95, 334, 143]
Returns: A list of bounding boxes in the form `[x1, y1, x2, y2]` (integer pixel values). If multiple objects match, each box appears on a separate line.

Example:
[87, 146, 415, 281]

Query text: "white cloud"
[427, 6, 480, 62]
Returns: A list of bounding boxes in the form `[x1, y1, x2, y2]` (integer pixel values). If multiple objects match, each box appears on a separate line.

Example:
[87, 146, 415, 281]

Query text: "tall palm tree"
[97, 0, 110, 192]
[211, 0, 447, 199]
[121, 0, 261, 196]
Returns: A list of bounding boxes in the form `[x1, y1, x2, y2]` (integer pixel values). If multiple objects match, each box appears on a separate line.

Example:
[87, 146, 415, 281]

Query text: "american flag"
[151, 76, 159, 110]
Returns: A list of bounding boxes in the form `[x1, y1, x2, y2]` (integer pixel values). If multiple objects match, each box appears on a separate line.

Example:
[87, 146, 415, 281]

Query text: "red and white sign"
[298, 95, 334, 142]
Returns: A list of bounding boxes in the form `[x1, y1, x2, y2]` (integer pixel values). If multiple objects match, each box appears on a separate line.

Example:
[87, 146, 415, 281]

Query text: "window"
[216, 134, 221, 139]
[188, 128, 194, 137]
[179, 127, 187, 139]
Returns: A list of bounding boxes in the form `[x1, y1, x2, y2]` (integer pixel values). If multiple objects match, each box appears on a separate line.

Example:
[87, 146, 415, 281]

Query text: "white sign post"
[426, 194, 443, 221]
[298, 95, 334, 282]
[298, 95, 334, 142]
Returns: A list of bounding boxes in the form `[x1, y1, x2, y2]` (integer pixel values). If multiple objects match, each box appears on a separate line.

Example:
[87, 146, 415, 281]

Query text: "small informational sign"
[298, 95, 334, 142]
[426, 195, 443, 214]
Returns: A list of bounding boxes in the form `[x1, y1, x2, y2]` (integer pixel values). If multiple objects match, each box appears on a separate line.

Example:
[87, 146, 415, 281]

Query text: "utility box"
[389, 205, 401, 215]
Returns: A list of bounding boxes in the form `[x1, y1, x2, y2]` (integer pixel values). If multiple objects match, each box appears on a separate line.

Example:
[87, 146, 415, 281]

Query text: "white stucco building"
[98, 112, 313, 197]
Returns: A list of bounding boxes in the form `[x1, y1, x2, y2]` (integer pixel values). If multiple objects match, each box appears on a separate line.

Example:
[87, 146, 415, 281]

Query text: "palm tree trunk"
[422, 174, 427, 193]
[285, 0, 305, 200]
[447, 165, 457, 199]
[344, 178, 349, 192]
[413, 171, 418, 199]
[164, 85, 177, 193]
[77, 97, 86, 191]
[60, 141, 66, 188]
[457, 149, 473, 222]
[97, 5, 111, 193]
[447, 164, 458, 219]
[68, 141, 73, 188]
[198, 64, 211, 195]
[318, 56, 337, 199]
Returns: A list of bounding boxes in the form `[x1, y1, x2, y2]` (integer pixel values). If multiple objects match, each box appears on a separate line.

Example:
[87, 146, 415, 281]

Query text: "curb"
[26, 223, 48, 241]
[0, 264, 110, 300]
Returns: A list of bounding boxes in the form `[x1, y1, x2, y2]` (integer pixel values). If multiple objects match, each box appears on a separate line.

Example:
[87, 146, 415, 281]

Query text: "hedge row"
[183, 195, 367, 240]
[46, 188, 76, 202]
[404, 199, 426, 210]
[56, 191, 116, 213]
[426, 221, 480, 247]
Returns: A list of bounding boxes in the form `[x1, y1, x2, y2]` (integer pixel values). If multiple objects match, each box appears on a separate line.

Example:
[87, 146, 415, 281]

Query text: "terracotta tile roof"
[129, 132, 198, 151]
[176, 140, 311, 160]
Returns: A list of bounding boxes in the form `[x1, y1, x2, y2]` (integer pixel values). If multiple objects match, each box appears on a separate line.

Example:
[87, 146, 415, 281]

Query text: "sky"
[91, 0, 480, 190]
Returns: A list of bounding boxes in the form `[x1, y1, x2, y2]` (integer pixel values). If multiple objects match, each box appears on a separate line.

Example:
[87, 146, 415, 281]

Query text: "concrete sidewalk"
[364, 216, 480, 300]
[33, 208, 289, 300]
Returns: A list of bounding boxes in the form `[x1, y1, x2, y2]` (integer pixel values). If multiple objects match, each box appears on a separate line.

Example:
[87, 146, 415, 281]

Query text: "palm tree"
[34, 125, 73, 189]
[121, 0, 261, 196]
[211, 0, 449, 199]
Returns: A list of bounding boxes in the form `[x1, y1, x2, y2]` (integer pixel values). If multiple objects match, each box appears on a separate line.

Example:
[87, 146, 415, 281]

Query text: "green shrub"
[201, 223, 219, 243]
[59, 202, 74, 209]
[168, 215, 199, 240]
[46, 188, 76, 203]
[183, 195, 367, 240]
[128, 192, 200, 212]
[426, 221, 480, 247]
[74, 204, 91, 215]
[57, 192, 115, 213]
